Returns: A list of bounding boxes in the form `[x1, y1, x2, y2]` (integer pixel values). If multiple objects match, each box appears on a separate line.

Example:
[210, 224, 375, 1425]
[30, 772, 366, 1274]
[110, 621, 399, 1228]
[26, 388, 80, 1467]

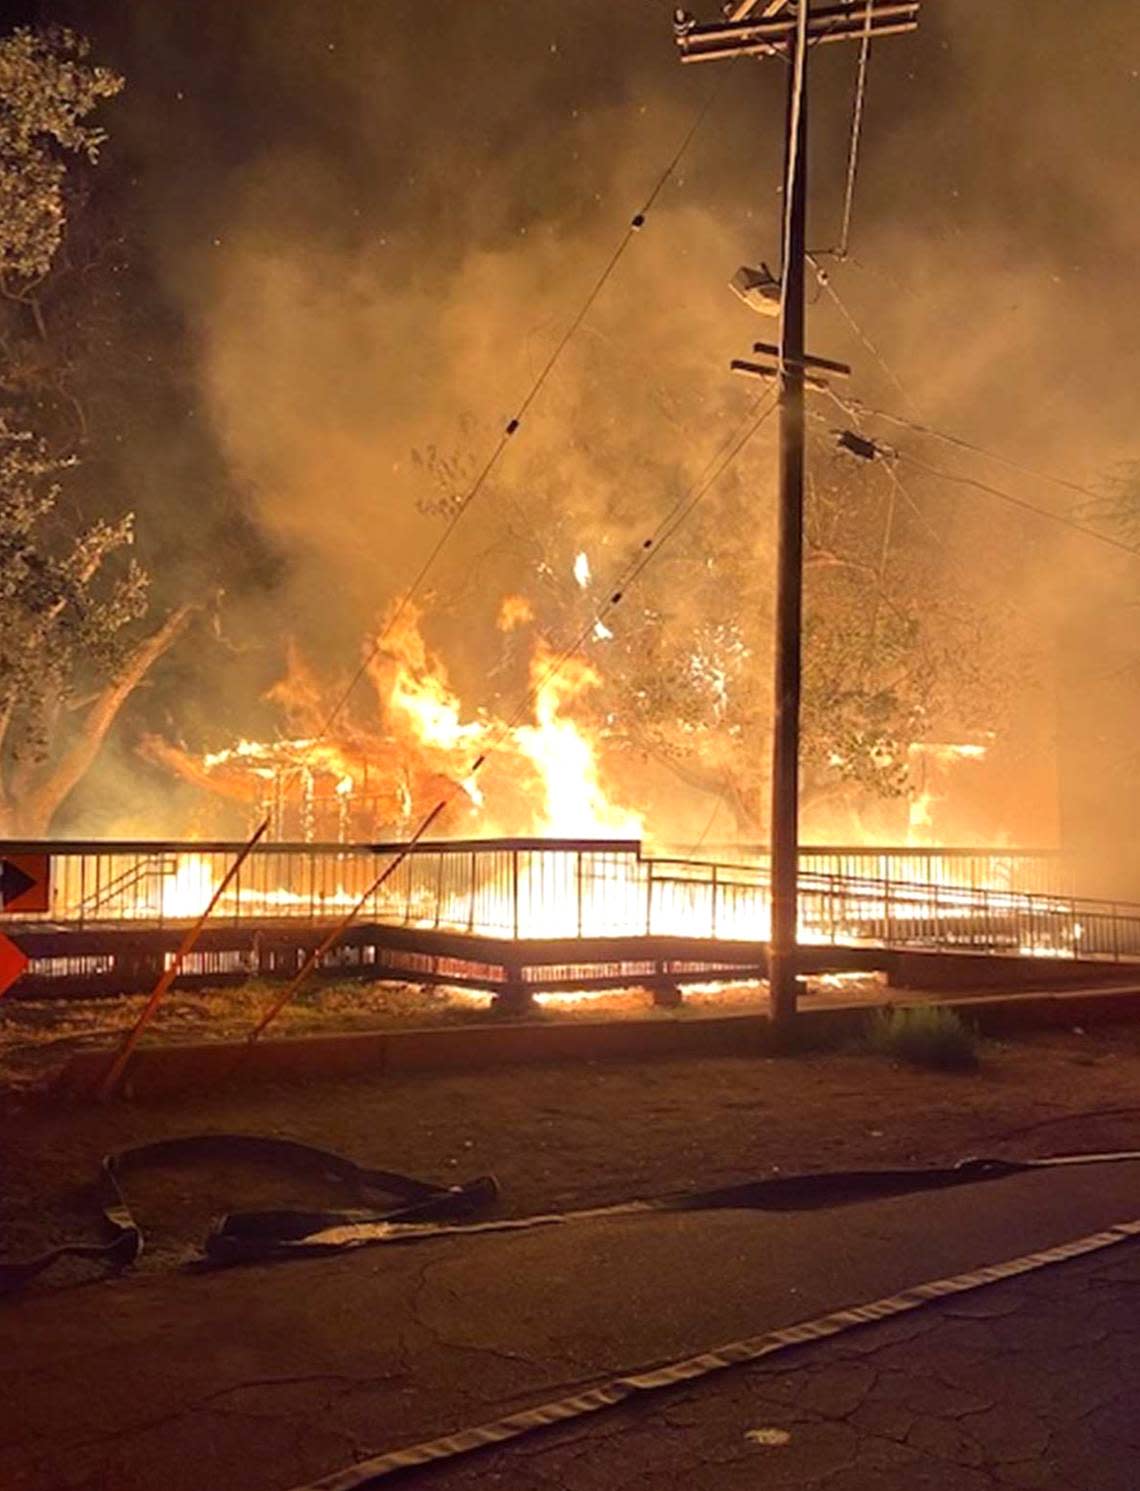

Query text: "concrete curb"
[45, 982, 1140, 1103]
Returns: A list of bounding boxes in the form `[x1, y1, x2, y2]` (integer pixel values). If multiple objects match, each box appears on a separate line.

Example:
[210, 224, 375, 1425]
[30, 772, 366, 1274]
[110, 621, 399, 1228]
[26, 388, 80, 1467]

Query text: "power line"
[839, 397, 1108, 507]
[309, 75, 731, 749]
[385, 388, 777, 805]
[837, 0, 875, 257]
[896, 451, 1140, 562]
[504, 393, 781, 745]
[811, 262, 1110, 511]
[808, 254, 918, 414]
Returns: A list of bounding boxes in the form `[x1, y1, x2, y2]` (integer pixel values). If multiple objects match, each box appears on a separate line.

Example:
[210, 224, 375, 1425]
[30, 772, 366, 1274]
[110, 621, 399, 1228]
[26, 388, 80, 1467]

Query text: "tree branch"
[19, 604, 195, 833]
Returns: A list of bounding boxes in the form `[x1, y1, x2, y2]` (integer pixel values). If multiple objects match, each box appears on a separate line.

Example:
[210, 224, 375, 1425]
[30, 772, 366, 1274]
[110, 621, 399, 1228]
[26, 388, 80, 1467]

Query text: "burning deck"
[4, 837, 1140, 1004]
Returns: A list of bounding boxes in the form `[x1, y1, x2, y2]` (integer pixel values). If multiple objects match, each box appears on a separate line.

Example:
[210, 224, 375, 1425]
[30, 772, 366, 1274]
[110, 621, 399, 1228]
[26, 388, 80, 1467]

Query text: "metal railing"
[1, 836, 1138, 963]
[684, 843, 1074, 898]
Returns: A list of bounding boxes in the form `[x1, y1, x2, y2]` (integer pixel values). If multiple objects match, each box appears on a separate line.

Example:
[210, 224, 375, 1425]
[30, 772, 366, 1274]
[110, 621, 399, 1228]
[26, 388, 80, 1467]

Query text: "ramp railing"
[1, 837, 1138, 964]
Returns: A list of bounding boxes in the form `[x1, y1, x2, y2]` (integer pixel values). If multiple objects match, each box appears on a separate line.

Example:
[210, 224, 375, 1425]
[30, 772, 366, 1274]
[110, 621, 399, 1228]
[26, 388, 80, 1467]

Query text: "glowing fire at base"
[130, 840, 1087, 965]
[131, 590, 1072, 964]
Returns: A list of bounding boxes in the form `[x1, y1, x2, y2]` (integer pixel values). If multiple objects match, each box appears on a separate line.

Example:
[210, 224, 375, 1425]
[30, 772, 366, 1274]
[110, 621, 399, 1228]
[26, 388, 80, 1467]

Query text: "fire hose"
[0, 1134, 499, 1294]
[4, 1141, 1140, 1487]
[2, 1136, 1138, 1292]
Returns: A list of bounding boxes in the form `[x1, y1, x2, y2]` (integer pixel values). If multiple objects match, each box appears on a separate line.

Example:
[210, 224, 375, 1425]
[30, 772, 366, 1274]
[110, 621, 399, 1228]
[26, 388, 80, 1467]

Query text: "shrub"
[866, 1004, 979, 1071]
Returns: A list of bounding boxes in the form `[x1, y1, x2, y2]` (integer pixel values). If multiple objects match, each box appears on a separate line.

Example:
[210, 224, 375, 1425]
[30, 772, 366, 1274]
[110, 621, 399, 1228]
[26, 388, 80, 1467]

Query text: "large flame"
[514, 642, 642, 838]
[145, 600, 639, 843]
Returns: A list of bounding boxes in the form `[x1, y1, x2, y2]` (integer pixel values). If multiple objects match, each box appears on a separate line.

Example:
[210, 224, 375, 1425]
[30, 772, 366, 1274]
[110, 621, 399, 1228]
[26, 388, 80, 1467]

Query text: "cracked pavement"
[424, 1246, 1140, 1490]
[0, 1163, 1137, 1490]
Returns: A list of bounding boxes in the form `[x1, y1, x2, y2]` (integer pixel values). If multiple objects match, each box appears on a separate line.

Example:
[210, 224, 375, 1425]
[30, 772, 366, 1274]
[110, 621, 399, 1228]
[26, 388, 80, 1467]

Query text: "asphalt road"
[421, 1241, 1140, 1491]
[0, 1161, 1137, 1491]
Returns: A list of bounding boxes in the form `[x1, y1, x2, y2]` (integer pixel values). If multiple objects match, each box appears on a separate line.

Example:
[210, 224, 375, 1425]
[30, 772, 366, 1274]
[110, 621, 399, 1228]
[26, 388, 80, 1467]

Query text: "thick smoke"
[48, 0, 1140, 881]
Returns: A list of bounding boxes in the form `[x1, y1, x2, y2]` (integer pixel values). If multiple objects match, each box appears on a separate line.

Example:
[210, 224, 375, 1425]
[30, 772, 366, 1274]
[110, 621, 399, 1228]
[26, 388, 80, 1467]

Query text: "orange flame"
[149, 599, 638, 844]
[497, 594, 534, 632]
[514, 642, 641, 838]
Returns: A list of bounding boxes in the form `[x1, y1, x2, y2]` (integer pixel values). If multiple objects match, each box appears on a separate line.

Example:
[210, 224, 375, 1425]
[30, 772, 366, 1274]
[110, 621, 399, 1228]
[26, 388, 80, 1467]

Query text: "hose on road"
[3, 1137, 1138, 1292]
[289, 1210, 1140, 1489]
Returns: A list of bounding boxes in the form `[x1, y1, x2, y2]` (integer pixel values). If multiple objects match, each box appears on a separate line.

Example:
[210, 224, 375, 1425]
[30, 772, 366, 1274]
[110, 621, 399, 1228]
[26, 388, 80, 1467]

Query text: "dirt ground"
[3, 1014, 1140, 1291]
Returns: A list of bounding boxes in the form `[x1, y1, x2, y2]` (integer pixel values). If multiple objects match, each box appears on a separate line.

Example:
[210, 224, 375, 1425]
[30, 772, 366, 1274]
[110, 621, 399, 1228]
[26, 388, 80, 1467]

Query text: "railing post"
[711, 864, 718, 939]
[577, 850, 584, 937]
[512, 849, 519, 940]
[468, 850, 477, 934]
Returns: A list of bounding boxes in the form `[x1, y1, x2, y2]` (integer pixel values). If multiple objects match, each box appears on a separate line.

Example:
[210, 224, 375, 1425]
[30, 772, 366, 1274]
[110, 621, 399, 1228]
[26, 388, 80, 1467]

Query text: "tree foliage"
[0, 27, 192, 835]
[414, 405, 1029, 835]
[0, 419, 195, 835]
[1082, 460, 1140, 546]
[0, 423, 144, 743]
[0, 26, 122, 280]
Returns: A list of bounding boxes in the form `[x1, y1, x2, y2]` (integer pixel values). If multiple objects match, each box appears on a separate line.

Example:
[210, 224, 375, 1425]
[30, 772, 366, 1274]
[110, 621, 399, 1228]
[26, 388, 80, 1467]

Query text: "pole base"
[767, 954, 801, 1027]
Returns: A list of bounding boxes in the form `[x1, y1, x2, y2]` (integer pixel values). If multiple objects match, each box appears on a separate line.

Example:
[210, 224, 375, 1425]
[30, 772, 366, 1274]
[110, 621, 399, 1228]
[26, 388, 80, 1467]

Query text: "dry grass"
[0, 973, 889, 1091]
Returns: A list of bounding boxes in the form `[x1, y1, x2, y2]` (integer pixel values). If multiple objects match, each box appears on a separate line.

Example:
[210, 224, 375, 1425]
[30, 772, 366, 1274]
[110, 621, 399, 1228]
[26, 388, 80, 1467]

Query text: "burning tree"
[412, 396, 1024, 839]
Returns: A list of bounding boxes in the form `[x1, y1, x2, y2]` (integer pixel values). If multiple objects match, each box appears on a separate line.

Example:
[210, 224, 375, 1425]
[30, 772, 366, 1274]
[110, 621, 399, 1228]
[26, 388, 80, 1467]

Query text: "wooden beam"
[752, 341, 852, 377]
[730, 358, 831, 392]
[680, 20, 917, 61]
[678, 2, 917, 47]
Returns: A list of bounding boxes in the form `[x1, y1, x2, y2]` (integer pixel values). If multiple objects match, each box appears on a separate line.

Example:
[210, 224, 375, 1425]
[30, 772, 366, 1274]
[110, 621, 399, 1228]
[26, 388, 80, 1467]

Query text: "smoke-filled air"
[2, 0, 1139, 893]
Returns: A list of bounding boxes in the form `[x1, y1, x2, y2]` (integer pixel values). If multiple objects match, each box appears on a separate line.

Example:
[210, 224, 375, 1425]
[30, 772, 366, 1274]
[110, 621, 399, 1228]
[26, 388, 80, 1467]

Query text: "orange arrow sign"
[0, 931, 27, 999]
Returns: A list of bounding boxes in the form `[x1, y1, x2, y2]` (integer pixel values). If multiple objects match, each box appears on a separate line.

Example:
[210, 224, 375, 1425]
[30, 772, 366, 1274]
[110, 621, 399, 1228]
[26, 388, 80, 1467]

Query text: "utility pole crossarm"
[754, 342, 853, 376]
[674, 3, 918, 62]
[731, 360, 836, 393]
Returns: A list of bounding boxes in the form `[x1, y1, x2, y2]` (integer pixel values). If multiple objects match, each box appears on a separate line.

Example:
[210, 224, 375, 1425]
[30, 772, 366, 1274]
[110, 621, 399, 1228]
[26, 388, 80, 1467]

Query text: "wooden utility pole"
[673, 2, 918, 1028]
[770, 2, 809, 1025]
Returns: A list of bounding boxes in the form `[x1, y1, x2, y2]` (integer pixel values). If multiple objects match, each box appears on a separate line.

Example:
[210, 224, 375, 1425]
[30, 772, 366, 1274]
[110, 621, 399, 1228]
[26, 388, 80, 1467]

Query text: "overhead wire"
[493, 392, 781, 753]
[307, 75, 732, 752]
[895, 451, 1140, 563]
[836, 397, 1109, 508]
[808, 254, 919, 415]
[808, 257, 1125, 558]
[185, 67, 742, 1055]
[813, 251, 1114, 519]
[809, 262, 1125, 571]
[837, 0, 874, 257]
[777, 0, 809, 374]
[811, 386, 1131, 561]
